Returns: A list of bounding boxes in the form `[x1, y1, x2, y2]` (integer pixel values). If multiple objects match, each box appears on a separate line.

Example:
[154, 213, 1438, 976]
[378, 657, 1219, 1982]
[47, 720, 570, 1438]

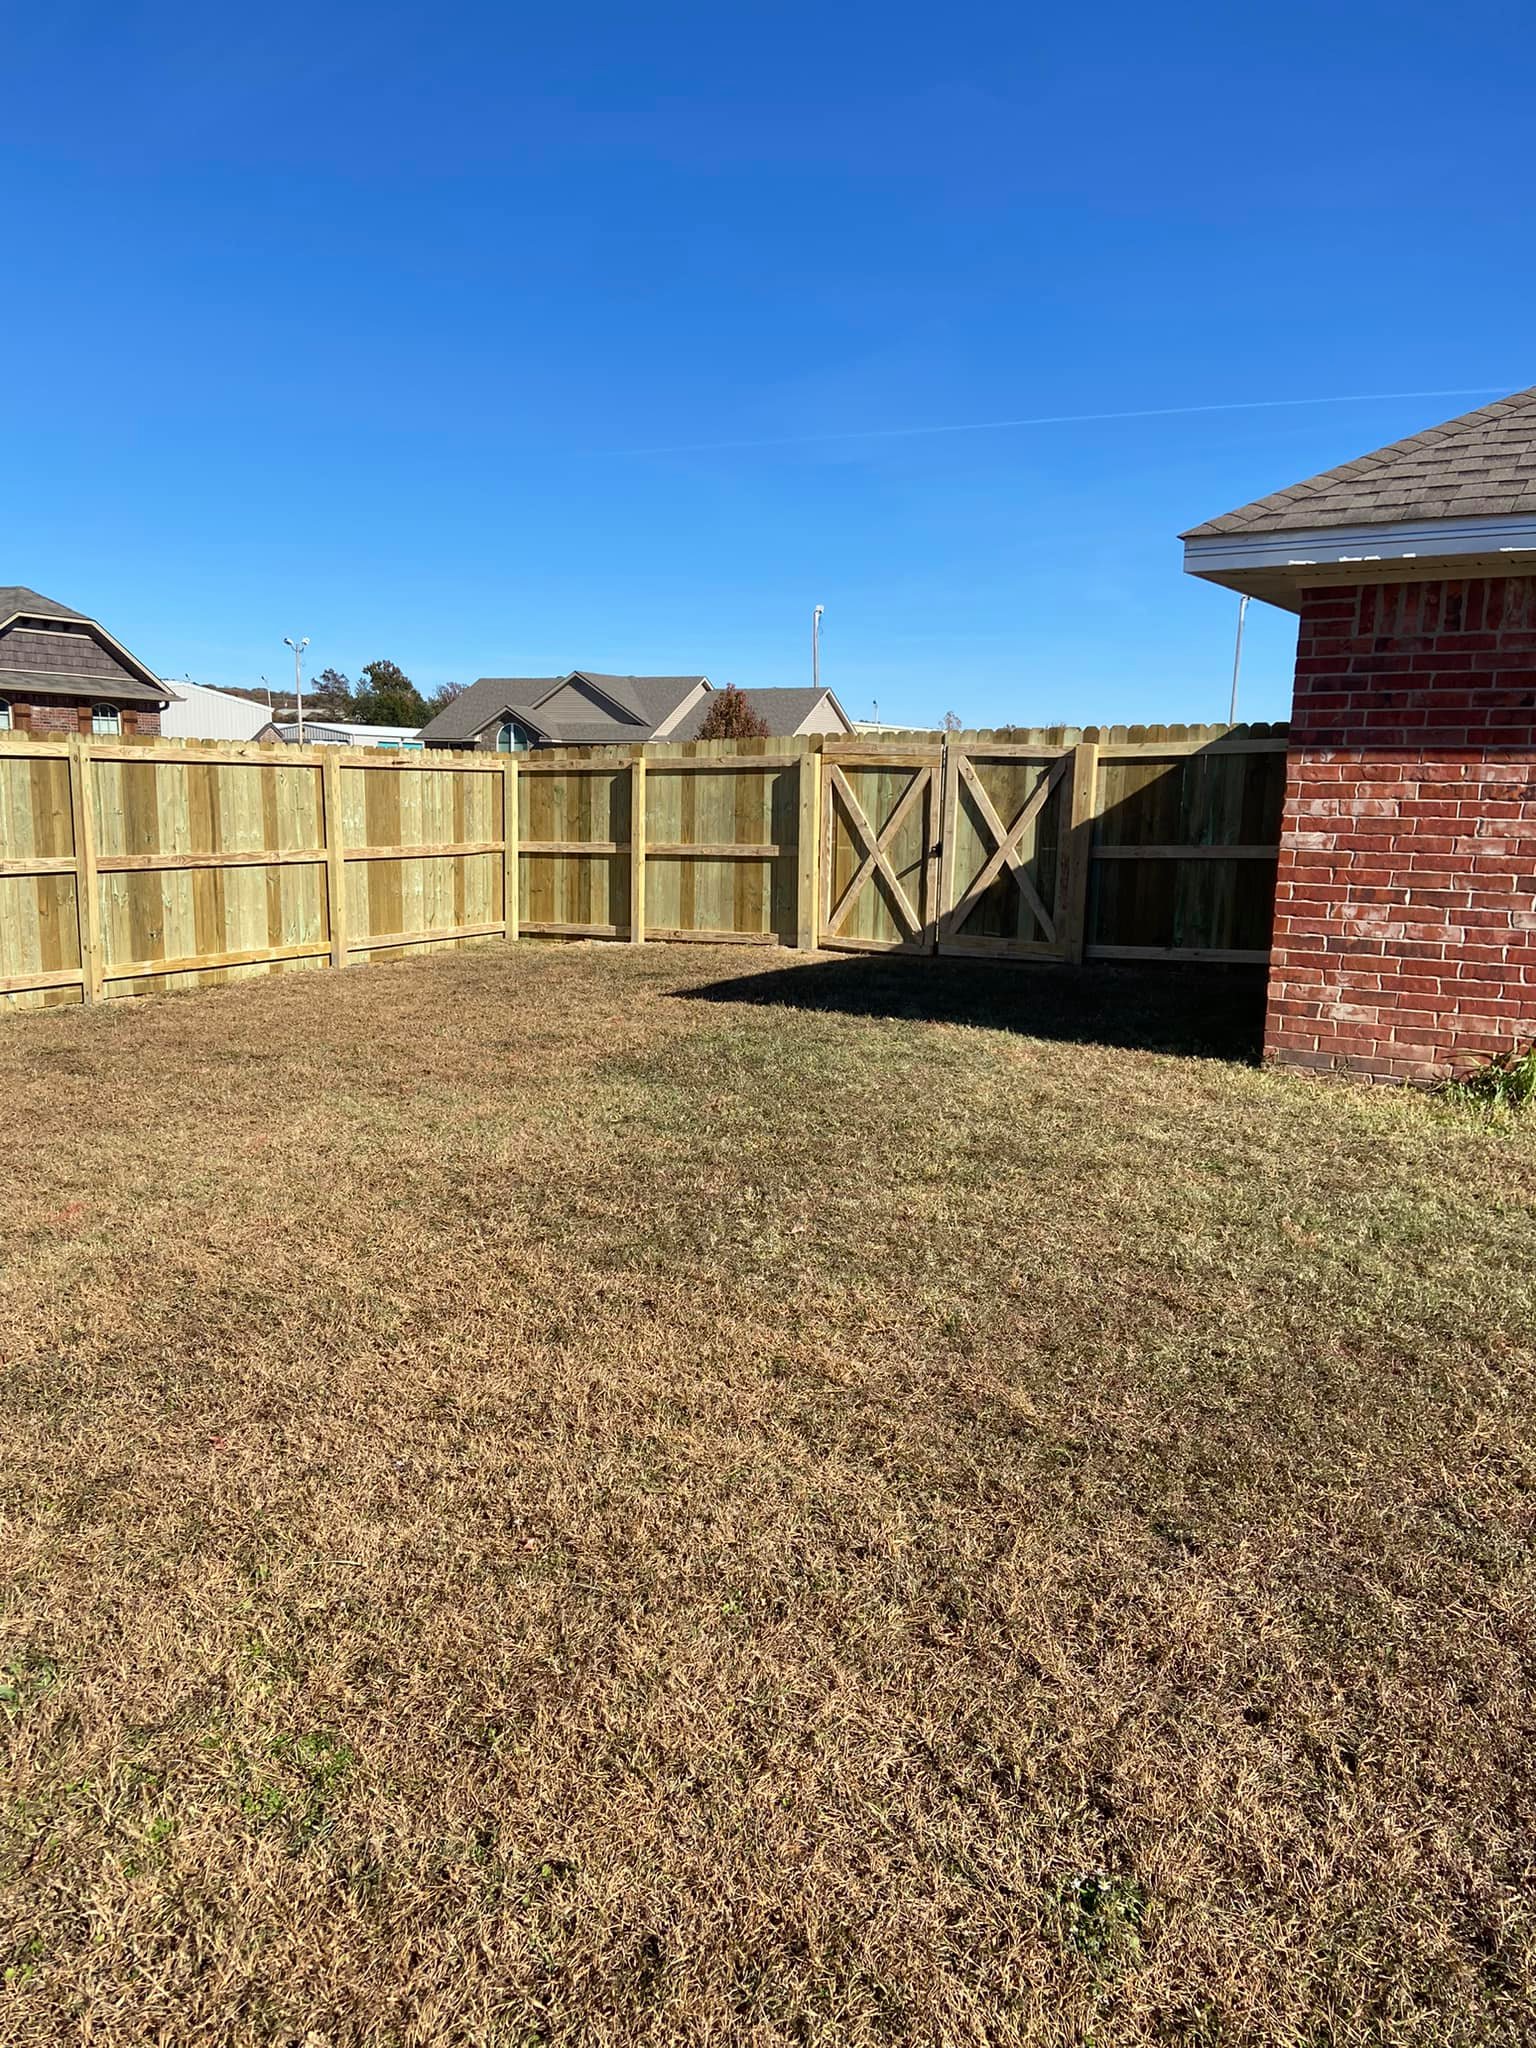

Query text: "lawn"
[2, 942, 1534, 2047]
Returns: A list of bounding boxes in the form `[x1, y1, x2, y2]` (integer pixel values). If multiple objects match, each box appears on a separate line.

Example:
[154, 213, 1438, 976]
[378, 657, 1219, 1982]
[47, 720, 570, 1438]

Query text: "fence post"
[67, 737, 103, 1003]
[629, 754, 647, 942]
[797, 747, 820, 949]
[321, 749, 348, 969]
[935, 737, 961, 950]
[502, 755, 519, 943]
[1061, 739, 1100, 964]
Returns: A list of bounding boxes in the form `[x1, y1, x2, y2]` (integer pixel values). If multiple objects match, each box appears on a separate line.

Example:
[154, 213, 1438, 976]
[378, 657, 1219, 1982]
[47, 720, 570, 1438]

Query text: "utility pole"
[1228, 595, 1250, 725]
[812, 604, 824, 689]
[283, 636, 309, 745]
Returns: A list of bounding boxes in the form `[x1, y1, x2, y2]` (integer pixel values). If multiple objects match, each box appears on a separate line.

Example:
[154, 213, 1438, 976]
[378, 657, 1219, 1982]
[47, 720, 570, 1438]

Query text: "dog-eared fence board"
[0, 723, 1289, 1007]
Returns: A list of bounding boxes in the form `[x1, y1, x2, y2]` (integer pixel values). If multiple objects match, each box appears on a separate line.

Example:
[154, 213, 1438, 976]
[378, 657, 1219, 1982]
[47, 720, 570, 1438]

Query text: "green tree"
[310, 668, 355, 717]
[351, 659, 431, 727]
[695, 685, 769, 740]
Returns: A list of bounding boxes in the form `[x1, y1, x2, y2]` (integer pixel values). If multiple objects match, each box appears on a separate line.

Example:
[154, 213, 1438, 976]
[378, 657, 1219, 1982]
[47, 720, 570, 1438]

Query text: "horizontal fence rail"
[0, 724, 1288, 1009]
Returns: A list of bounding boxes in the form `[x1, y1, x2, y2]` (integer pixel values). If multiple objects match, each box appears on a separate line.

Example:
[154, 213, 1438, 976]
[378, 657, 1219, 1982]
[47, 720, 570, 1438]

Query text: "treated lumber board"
[1059, 739, 1100, 965]
[519, 920, 623, 938]
[796, 750, 820, 950]
[105, 940, 332, 980]
[346, 918, 509, 954]
[518, 839, 622, 856]
[95, 849, 326, 872]
[1086, 943, 1271, 964]
[0, 966, 87, 995]
[643, 926, 782, 946]
[0, 856, 78, 877]
[646, 841, 781, 859]
[321, 750, 348, 970]
[1091, 844, 1279, 861]
[67, 739, 103, 1004]
[630, 756, 646, 944]
[501, 758, 519, 942]
[341, 839, 505, 861]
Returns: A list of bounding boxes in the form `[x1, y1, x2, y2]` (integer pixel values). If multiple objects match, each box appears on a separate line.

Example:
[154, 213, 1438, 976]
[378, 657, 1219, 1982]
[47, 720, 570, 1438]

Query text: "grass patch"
[1, 943, 1534, 2044]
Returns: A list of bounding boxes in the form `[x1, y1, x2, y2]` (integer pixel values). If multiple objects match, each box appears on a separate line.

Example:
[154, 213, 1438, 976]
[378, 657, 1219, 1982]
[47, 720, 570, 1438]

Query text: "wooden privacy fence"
[0, 724, 1288, 1009]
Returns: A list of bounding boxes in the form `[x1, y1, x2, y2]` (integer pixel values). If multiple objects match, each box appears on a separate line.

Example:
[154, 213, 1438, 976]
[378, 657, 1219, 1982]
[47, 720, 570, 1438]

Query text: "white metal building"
[160, 681, 274, 742]
[260, 719, 425, 750]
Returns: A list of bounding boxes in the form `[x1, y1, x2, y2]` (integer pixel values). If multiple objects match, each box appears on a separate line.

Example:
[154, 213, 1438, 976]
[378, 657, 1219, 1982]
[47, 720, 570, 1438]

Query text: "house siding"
[3, 694, 160, 737]
[1266, 577, 1536, 1082]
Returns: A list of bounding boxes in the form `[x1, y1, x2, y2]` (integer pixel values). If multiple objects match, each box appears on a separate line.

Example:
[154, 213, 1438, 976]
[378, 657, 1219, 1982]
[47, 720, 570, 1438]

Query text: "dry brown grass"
[2, 943, 1535, 2047]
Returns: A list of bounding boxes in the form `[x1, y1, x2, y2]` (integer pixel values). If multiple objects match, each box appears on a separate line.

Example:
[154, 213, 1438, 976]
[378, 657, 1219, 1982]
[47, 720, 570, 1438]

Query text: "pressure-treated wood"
[630, 757, 646, 943]
[321, 750, 348, 969]
[67, 739, 103, 1003]
[0, 725, 1289, 1006]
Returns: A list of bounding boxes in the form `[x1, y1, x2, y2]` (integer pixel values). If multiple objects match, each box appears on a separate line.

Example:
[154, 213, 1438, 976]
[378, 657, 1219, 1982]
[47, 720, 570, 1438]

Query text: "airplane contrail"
[590, 387, 1508, 458]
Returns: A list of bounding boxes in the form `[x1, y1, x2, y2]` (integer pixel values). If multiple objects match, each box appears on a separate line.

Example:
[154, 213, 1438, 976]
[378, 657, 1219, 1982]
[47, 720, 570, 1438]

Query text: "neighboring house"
[256, 718, 425, 750]
[420, 672, 711, 751]
[419, 671, 852, 750]
[160, 680, 274, 742]
[0, 585, 171, 737]
[671, 686, 853, 739]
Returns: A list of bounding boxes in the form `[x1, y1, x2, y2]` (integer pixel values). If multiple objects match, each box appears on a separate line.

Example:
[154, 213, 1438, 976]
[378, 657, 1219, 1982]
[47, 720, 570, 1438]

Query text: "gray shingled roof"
[0, 668, 168, 707]
[418, 671, 706, 746]
[672, 686, 847, 740]
[1182, 386, 1536, 539]
[0, 585, 88, 623]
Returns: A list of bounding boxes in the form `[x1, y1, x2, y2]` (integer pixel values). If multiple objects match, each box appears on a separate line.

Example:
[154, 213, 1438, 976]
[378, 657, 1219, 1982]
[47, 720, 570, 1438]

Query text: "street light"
[283, 636, 309, 745]
[812, 604, 824, 689]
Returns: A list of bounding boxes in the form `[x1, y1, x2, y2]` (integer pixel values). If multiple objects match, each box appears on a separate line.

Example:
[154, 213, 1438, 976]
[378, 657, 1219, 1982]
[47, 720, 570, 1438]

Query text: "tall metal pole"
[813, 604, 824, 689]
[1228, 596, 1251, 725]
[284, 636, 309, 745]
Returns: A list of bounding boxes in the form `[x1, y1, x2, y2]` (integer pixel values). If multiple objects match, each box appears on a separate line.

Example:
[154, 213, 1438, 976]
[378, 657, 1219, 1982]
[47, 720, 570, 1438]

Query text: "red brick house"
[1183, 388, 1536, 1082]
[0, 586, 171, 737]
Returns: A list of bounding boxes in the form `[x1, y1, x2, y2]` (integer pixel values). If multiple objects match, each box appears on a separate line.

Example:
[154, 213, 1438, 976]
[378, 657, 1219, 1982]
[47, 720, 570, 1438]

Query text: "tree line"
[224, 662, 463, 728]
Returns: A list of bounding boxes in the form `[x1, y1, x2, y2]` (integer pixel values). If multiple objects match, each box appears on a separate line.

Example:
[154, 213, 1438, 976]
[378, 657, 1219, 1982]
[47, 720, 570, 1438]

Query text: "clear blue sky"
[5, 1, 1526, 727]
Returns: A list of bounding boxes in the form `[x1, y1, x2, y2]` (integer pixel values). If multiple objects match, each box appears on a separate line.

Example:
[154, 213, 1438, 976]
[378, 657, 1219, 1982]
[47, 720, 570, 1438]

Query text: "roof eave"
[1182, 511, 1536, 612]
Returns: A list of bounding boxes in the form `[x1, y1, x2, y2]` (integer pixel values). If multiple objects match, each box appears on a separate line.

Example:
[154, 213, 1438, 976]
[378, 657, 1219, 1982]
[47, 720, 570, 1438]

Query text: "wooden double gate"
[819, 733, 1284, 964]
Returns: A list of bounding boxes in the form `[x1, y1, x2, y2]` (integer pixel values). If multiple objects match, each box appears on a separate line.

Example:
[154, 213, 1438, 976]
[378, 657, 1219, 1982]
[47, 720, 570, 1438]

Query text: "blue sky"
[4, 1, 1527, 727]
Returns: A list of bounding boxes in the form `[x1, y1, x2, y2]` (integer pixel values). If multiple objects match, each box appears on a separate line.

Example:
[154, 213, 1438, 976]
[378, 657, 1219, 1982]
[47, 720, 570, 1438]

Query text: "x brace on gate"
[823, 762, 933, 941]
[941, 751, 1069, 945]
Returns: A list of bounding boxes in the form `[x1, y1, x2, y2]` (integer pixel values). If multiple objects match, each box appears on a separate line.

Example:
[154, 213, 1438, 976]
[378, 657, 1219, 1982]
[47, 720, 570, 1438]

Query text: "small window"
[91, 703, 121, 736]
[0, 701, 11, 731]
[497, 718, 534, 753]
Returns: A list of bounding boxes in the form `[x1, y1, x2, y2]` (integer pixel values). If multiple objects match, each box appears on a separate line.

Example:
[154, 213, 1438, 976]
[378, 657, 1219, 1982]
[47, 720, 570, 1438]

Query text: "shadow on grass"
[676, 953, 1268, 1062]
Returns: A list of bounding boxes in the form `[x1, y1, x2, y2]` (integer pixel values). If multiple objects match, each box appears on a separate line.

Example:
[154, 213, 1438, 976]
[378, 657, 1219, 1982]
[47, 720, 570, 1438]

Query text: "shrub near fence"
[0, 724, 1288, 1009]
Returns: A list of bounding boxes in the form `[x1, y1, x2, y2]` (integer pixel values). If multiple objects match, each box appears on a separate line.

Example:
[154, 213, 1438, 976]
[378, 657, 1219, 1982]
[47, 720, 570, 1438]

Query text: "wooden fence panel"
[519, 761, 631, 936]
[1087, 742, 1288, 961]
[0, 723, 1291, 1010]
[0, 750, 80, 1008]
[643, 758, 800, 942]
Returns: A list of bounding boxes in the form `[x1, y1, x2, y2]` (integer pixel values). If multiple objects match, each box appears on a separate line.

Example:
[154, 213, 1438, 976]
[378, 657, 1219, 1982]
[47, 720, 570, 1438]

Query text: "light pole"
[812, 604, 824, 689]
[283, 636, 309, 745]
[1228, 596, 1250, 726]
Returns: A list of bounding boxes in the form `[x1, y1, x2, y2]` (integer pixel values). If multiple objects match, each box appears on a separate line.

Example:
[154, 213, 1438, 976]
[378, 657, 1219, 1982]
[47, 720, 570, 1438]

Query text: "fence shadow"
[676, 954, 1268, 1062]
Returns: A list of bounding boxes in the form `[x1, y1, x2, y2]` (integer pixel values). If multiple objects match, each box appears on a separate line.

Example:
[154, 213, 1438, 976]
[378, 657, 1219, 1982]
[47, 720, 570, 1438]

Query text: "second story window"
[497, 718, 534, 753]
[91, 703, 121, 736]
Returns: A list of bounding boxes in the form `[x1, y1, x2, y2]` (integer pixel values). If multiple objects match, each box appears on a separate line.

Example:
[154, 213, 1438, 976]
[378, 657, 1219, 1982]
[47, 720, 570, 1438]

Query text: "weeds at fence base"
[1443, 1043, 1536, 1116]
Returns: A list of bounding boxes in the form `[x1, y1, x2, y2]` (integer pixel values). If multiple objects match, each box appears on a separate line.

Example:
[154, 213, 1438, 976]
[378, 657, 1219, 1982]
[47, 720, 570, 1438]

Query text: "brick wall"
[2, 695, 160, 737]
[1267, 577, 1536, 1081]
